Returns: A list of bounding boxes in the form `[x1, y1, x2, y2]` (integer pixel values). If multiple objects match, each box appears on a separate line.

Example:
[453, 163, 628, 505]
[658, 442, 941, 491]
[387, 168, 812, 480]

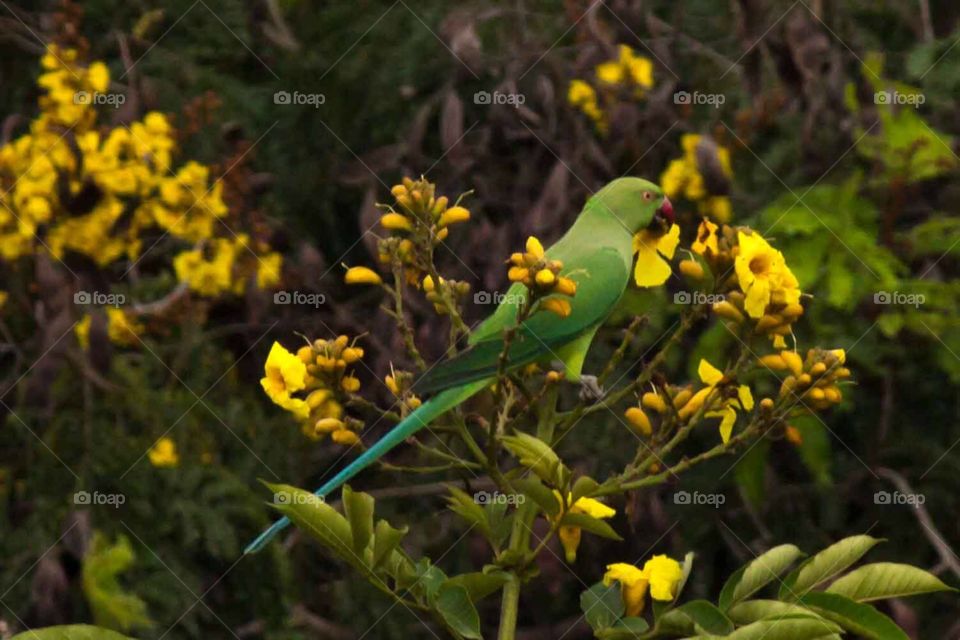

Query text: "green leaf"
[780, 535, 883, 599]
[501, 432, 568, 486]
[721, 616, 842, 639]
[572, 475, 600, 501]
[559, 511, 622, 540]
[719, 545, 804, 610]
[826, 562, 955, 602]
[80, 533, 152, 633]
[12, 626, 136, 640]
[511, 477, 560, 516]
[597, 617, 649, 639]
[580, 581, 624, 631]
[372, 519, 408, 570]
[265, 482, 354, 562]
[445, 486, 493, 542]
[658, 600, 733, 635]
[415, 559, 448, 603]
[800, 591, 909, 640]
[445, 571, 510, 601]
[728, 600, 828, 625]
[342, 485, 375, 554]
[435, 584, 482, 639]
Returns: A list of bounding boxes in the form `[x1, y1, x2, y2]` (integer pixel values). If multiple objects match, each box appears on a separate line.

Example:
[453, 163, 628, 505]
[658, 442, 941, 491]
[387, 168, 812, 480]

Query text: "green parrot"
[245, 177, 673, 554]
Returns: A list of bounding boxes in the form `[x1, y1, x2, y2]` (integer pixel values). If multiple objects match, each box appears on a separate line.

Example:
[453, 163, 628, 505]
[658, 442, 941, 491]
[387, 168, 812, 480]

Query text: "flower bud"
[625, 407, 652, 436]
[679, 259, 704, 279]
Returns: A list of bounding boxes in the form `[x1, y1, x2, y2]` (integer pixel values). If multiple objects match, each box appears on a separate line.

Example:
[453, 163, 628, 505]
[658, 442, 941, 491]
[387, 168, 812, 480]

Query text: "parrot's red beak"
[657, 196, 674, 225]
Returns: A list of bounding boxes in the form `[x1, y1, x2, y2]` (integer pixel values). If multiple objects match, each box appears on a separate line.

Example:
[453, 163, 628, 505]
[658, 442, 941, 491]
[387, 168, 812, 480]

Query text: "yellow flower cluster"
[553, 492, 616, 562]
[691, 221, 804, 349]
[507, 236, 577, 317]
[759, 348, 849, 409]
[628, 359, 753, 443]
[568, 45, 655, 134]
[660, 134, 734, 222]
[148, 437, 179, 468]
[0, 45, 281, 299]
[347, 178, 471, 296]
[260, 338, 364, 445]
[75, 308, 145, 350]
[603, 555, 683, 616]
[173, 234, 280, 297]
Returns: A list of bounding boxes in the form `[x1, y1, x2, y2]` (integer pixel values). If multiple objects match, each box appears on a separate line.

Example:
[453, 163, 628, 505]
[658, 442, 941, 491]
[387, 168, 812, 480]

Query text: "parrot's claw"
[578, 375, 605, 403]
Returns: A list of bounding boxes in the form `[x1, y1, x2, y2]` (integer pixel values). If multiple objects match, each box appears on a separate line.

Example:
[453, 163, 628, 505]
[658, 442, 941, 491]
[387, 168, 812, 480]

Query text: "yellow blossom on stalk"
[260, 342, 309, 419]
[768, 347, 849, 410]
[604, 555, 683, 615]
[678, 359, 753, 443]
[344, 266, 383, 285]
[632, 224, 680, 287]
[553, 492, 616, 562]
[506, 236, 577, 316]
[735, 231, 801, 319]
[173, 237, 240, 296]
[148, 437, 179, 468]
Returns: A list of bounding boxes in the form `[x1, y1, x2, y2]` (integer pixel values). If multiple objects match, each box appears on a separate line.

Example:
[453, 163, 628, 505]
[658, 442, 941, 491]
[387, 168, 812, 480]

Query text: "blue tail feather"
[244, 379, 489, 554]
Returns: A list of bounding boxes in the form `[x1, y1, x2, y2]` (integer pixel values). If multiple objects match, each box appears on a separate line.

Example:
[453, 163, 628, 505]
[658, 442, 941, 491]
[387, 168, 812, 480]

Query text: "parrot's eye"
[642, 191, 653, 201]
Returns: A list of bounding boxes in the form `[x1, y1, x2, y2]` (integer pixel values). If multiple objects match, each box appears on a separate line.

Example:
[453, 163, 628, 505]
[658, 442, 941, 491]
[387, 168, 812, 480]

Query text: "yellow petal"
[718, 407, 736, 444]
[657, 224, 681, 259]
[737, 385, 754, 411]
[633, 233, 672, 287]
[345, 266, 383, 285]
[526, 236, 544, 258]
[697, 359, 724, 387]
[572, 496, 616, 519]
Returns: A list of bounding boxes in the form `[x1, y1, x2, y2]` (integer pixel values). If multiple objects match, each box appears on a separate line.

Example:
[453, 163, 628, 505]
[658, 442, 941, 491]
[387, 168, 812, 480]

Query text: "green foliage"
[578, 537, 952, 638]
[80, 534, 152, 633]
[11, 625, 135, 640]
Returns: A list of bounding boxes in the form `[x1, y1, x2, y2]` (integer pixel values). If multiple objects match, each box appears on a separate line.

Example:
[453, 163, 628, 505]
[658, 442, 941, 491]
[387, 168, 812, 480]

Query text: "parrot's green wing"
[412, 247, 630, 395]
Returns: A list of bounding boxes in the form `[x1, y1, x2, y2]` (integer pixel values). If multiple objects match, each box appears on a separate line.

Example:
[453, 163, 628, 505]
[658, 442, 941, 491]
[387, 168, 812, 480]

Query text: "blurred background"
[0, 0, 958, 637]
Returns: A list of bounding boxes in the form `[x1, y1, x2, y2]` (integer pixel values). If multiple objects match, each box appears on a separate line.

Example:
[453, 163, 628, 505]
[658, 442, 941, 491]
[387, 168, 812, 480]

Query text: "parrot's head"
[592, 177, 674, 235]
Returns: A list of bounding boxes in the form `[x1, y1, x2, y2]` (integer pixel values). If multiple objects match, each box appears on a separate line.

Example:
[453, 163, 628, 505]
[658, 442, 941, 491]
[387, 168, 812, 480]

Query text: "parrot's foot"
[578, 375, 605, 403]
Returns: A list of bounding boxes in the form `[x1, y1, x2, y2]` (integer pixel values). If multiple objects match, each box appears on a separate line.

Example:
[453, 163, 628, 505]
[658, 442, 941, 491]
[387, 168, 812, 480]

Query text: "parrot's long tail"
[244, 378, 490, 554]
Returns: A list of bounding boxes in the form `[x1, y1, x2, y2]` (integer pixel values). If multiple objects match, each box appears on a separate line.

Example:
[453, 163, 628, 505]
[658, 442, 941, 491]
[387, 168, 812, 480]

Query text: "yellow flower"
[735, 232, 800, 319]
[692, 219, 719, 256]
[257, 252, 283, 289]
[568, 79, 598, 107]
[632, 224, 680, 287]
[554, 492, 616, 562]
[148, 437, 179, 468]
[604, 555, 683, 616]
[603, 563, 649, 616]
[344, 266, 383, 285]
[105, 308, 143, 347]
[691, 359, 754, 443]
[595, 61, 625, 85]
[642, 555, 684, 601]
[260, 342, 309, 419]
